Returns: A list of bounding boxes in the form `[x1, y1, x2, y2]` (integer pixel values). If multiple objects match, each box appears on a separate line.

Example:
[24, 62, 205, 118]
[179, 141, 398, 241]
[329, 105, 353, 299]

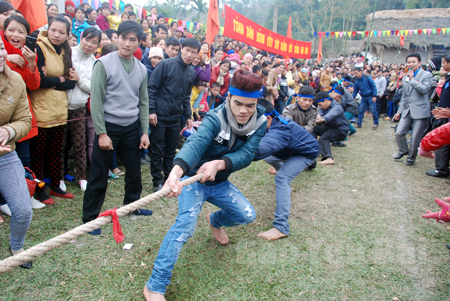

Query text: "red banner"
[223, 5, 311, 59]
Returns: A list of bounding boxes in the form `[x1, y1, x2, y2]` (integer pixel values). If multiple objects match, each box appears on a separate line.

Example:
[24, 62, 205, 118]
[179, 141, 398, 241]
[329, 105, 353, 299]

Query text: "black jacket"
[148, 55, 194, 123]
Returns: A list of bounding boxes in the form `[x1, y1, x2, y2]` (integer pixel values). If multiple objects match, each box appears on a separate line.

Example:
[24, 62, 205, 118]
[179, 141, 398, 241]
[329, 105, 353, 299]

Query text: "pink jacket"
[96, 14, 109, 31]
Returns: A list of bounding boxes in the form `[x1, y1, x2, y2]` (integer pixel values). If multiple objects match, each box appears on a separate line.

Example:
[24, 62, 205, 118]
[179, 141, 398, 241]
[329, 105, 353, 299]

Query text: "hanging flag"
[335, 32, 339, 38]
[365, 31, 369, 36]
[326, 32, 329, 38]
[432, 28, 436, 34]
[286, 16, 292, 39]
[382, 31, 385, 36]
[418, 29, 422, 35]
[394, 30, 399, 36]
[400, 27, 404, 46]
[339, 32, 343, 38]
[409, 30, 413, 35]
[423, 29, 427, 35]
[387, 31, 390, 37]
[119, 1, 124, 11]
[137, 6, 142, 19]
[405, 30, 408, 37]
[361, 31, 365, 37]
[114, 0, 119, 10]
[331, 32, 335, 38]
[109, 0, 113, 9]
[399, 30, 404, 35]
[373, 31, 377, 36]
[437, 28, 442, 34]
[317, 33, 323, 63]
[443, 28, 447, 34]
[377, 31, 381, 37]
[11, 0, 47, 32]
[142, 8, 147, 18]
[352, 31, 356, 37]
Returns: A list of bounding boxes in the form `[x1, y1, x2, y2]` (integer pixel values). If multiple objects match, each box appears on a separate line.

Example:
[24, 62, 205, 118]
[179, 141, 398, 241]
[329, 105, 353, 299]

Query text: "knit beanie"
[243, 53, 252, 61]
[157, 14, 165, 21]
[65, 1, 75, 18]
[149, 47, 164, 59]
[428, 56, 442, 72]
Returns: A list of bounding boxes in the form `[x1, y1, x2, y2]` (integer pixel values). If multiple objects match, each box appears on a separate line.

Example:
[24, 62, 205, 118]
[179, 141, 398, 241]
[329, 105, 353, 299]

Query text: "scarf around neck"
[224, 97, 257, 149]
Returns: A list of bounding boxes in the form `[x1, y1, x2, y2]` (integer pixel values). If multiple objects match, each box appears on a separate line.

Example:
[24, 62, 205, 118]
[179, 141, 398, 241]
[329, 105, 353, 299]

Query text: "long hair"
[48, 16, 72, 77]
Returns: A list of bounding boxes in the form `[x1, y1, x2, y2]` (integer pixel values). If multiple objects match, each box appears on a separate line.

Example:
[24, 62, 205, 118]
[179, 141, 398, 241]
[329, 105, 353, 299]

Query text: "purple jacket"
[194, 65, 211, 83]
[96, 14, 109, 31]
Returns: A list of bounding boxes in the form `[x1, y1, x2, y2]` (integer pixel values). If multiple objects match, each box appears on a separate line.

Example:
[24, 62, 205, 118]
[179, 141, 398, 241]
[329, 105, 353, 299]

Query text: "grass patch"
[1, 120, 450, 300]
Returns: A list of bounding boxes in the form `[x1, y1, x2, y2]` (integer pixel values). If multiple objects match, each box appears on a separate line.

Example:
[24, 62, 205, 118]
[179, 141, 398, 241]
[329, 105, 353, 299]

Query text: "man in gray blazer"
[393, 53, 433, 165]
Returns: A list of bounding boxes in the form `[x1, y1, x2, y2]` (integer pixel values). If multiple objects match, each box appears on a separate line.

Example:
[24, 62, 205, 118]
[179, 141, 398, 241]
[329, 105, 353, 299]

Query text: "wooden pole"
[364, 0, 377, 68]
[273, 6, 278, 33]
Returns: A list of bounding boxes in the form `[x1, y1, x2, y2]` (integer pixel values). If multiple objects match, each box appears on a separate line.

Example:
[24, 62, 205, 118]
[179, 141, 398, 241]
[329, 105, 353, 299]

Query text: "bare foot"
[143, 286, 166, 301]
[318, 158, 335, 165]
[206, 213, 229, 244]
[267, 166, 277, 175]
[257, 228, 288, 240]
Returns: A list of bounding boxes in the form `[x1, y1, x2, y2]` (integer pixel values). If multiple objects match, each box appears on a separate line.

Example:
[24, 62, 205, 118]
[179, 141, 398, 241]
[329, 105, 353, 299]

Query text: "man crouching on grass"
[254, 99, 319, 240]
[143, 69, 267, 300]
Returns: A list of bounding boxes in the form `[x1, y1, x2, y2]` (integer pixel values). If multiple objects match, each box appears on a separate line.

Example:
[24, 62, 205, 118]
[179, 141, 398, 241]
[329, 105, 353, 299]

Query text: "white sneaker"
[79, 180, 87, 192]
[30, 196, 46, 209]
[59, 180, 67, 191]
[0, 204, 12, 216]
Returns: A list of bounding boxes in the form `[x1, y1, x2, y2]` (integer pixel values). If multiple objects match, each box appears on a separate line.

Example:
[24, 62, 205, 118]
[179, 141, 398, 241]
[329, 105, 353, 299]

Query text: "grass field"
[1, 119, 450, 300]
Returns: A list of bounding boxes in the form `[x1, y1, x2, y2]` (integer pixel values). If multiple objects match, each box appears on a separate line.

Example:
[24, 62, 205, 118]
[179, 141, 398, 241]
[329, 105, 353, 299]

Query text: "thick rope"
[0, 173, 204, 273]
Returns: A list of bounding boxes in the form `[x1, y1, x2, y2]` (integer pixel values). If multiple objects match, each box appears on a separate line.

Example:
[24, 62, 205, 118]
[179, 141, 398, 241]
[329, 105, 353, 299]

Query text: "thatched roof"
[364, 8, 450, 50]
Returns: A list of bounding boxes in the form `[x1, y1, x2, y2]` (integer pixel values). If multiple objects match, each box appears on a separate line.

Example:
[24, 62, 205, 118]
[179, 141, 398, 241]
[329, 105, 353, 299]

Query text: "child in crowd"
[282, 85, 317, 134]
[190, 79, 208, 120]
[207, 82, 222, 109]
[69, 32, 78, 47]
[254, 99, 319, 241]
[107, 9, 121, 30]
[313, 91, 349, 165]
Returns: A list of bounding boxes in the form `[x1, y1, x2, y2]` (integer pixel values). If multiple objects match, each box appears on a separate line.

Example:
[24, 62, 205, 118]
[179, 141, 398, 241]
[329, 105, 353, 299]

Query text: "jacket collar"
[38, 31, 63, 55]
[176, 54, 190, 68]
[0, 64, 11, 93]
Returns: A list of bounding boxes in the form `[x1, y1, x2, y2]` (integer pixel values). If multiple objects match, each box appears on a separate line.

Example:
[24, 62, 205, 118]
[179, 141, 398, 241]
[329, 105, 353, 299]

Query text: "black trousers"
[313, 126, 346, 160]
[82, 120, 142, 223]
[433, 120, 450, 175]
[377, 95, 387, 116]
[150, 121, 180, 186]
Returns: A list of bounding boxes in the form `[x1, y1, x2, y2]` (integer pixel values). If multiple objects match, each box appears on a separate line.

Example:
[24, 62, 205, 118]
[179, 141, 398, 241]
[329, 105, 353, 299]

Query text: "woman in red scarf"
[0, 15, 43, 210]
[65, 1, 75, 18]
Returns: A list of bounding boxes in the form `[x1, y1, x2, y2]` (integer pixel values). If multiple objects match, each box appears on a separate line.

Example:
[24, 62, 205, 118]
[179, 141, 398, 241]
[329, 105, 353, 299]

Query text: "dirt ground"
[1, 118, 450, 300]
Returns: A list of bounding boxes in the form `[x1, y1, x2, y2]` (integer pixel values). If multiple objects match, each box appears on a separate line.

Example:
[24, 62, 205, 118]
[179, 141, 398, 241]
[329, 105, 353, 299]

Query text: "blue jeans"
[344, 112, 356, 134]
[264, 155, 315, 235]
[0, 151, 33, 250]
[146, 177, 256, 294]
[357, 96, 378, 126]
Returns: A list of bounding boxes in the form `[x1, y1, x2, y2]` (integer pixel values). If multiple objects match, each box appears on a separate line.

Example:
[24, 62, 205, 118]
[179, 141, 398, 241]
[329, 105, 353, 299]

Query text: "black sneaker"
[426, 170, 449, 178]
[332, 141, 347, 147]
[153, 184, 163, 192]
[131, 209, 153, 216]
[142, 155, 150, 162]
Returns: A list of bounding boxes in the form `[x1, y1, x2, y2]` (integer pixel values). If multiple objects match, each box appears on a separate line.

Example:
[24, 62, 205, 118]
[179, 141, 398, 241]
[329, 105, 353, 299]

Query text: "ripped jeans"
[146, 177, 256, 294]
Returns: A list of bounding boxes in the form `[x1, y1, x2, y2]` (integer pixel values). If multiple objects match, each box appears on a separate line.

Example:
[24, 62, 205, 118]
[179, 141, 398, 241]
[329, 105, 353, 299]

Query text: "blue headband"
[264, 109, 288, 124]
[293, 94, 315, 99]
[316, 97, 331, 103]
[330, 88, 343, 96]
[229, 86, 261, 99]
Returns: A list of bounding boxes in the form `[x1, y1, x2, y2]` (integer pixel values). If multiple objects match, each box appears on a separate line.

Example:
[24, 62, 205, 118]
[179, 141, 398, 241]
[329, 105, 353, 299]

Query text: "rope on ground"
[0, 173, 205, 273]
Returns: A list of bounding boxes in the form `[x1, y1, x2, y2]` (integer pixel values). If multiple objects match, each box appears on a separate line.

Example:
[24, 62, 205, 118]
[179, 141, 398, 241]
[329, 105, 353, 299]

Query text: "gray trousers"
[395, 113, 429, 161]
[0, 151, 33, 250]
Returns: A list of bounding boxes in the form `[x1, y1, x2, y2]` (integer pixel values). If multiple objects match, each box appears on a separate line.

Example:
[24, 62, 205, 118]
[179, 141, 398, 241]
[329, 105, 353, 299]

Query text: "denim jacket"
[174, 104, 267, 185]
